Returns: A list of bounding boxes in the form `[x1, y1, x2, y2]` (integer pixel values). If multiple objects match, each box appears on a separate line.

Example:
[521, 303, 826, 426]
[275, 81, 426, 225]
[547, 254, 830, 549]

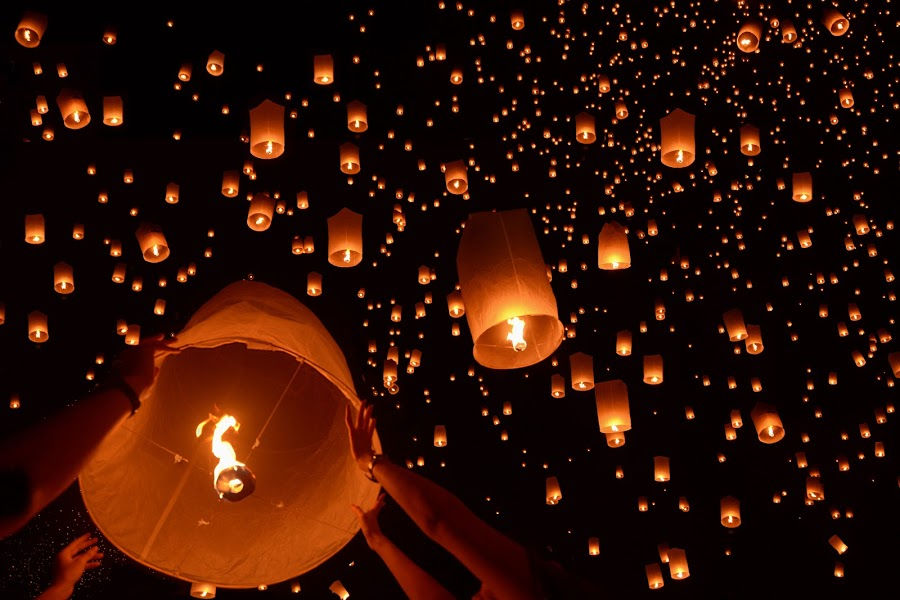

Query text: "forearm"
[0, 388, 132, 539]
[35, 582, 74, 600]
[369, 535, 455, 600]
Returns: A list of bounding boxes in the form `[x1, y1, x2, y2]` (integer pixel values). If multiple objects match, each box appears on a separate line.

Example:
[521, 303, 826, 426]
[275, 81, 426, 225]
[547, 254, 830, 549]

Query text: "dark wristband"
[365, 452, 382, 482]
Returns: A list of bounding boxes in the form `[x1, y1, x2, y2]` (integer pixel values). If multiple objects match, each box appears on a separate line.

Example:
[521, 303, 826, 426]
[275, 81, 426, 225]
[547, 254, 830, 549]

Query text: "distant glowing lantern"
[659, 109, 695, 167]
[822, 9, 849, 35]
[588, 537, 599, 556]
[447, 291, 465, 317]
[247, 193, 275, 231]
[329, 580, 349, 599]
[721, 496, 741, 528]
[792, 172, 813, 202]
[307, 272, 323, 296]
[444, 160, 468, 195]
[456, 209, 564, 369]
[206, 50, 224, 75]
[723, 309, 748, 341]
[737, 20, 762, 52]
[347, 100, 368, 132]
[653, 456, 670, 482]
[751, 402, 785, 443]
[57, 89, 91, 129]
[745, 324, 763, 354]
[221, 171, 239, 197]
[615, 330, 632, 356]
[15, 12, 47, 48]
[136, 223, 170, 263]
[433, 425, 447, 447]
[25, 213, 45, 244]
[597, 222, 630, 269]
[28, 310, 48, 343]
[739, 124, 760, 156]
[327, 208, 363, 267]
[595, 379, 631, 437]
[510, 10, 524, 30]
[102, 96, 123, 126]
[53, 262, 74, 294]
[340, 142, 360, 174]
[645, 563, 664, 589]
[575, 112, 596, 144]
[314, 54, 334, 84]
[249, 100, 285, 159]
[545, 476, 562, 505]
[782, 20, 797, 42]
[570, 352, 595, 390]
[643, 354, 663, 384]
[667, 548, 690, 579]
[190, 582, 216, 598]
[839, 88, 854, 108]
[551, 374, 565, 398]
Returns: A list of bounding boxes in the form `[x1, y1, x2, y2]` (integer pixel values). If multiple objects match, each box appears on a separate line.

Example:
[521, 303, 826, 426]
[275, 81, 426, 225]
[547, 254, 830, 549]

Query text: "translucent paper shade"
[659, 109, 695, 167]
[456, 209, 563, 369]
[327, 208, 363, 267]
[597, 221, 630, 269]
[249, 100, 285, 159]
[80, 281, 380, 588]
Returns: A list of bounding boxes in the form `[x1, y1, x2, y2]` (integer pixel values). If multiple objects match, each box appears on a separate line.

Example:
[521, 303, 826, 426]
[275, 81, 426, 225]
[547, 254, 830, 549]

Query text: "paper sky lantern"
[668, 548, 690, 579]
[444, 160, 468, 195]
[575, 112, 596, 144]
[102, 96, 124, 126]
[822, 9, 849, 35]
[433, 425, 447, 447]
[57, 89, 91, 129]
[721, 496, 741, 528]
[249, 100, 285, 159]
[221, 171, 239, 197]
[595, 379, 631, 435]
[190, 582, 216, 598]
[447, 291, 465, 317]
[597, 221, 630, 269]
[25, 213, 45, 244]
[329, 580, 349, 599]
[792, 172, 813, 202]
[737, 20, 762, 52]
[550, 374, 565, 398]
[456, 209, 563, 369]
[327, 208, 363, 267]
[206, 50, 224, 75]
[654, 456, 670, 482]
[723, 309, 748, 341]
[659, 109, 695, 167]
[15, 11, 46, 48]
[751, 402, 785, 443]
[616, 329, 632, 355]
[839, 88, 854, 108]
[740, 124, 760, 156]
[510, 9, 524, 30]
[745, 324, 764, 354]
[570, 352, 595, 390]
[314, 54, 334, 84]
[247, 193, 275, 231]
[340, 142, 360, 174]
[545, 476, 562, 505]
[645, 563, 664, 589]
[80, 282, 380, 589]
[53, 262, 74, 294]
[28, 310, 48, 343]
[136, 223, 170, 263]
[346, 100, 368, 132]
[643, 354, 663, 384]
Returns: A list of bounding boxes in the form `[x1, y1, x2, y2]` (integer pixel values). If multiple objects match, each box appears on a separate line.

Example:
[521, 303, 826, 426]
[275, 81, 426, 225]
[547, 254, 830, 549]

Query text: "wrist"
[366, 532, 387, 551]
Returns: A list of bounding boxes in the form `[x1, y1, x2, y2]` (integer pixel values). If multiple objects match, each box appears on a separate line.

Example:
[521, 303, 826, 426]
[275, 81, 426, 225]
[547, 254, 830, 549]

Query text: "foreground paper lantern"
[346, 100, 368, 132]
[327, 208, 363, 267]
[15, 11, 47, 47]
[249, 100, 285, 159]
[57, 89, 91, 129]
[545, 476, 562, 505]
[206, 50, 224, 75]
[247, 193, 275, 231]
[723, 309, 748, 341]
[822, 9, 849, 35]
[596, 222, 630, 271]
[102, 96, 124, 126]
[751, 401, 785, 443]
[668, 548, 690, 579]
[136, 223, 170, 263]
[80, 282, 379, 588]
[659, 109, 695, 167]
[444, 160, 468, 195]
[645, 563, 664, 589]
[739, 124, 760, 156]
[456, 209, 563, 369]
[737, 20, 762, 52]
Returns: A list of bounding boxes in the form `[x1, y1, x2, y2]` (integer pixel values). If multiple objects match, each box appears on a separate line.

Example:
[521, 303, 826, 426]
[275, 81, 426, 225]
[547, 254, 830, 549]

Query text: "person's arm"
[352, 494, 455, 600]
[0, 336, 174, 540]
[346, 404, 537, 600]
[35, 533, 103, 599]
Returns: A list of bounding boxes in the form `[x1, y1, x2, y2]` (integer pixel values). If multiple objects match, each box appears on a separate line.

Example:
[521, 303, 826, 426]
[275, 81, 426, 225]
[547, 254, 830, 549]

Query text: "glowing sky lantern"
[659, 109, 695, 167]
[249, 99, 285, 159]
[327, 208, 363, 267]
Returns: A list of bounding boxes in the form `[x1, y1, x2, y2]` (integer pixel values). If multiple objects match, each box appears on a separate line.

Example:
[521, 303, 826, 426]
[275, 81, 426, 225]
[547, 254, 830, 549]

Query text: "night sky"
[1, 1, 898, 598]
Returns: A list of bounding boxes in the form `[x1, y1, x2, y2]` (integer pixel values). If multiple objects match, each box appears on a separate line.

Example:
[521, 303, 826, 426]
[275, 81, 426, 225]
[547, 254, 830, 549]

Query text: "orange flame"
[196, 414, 246, 495]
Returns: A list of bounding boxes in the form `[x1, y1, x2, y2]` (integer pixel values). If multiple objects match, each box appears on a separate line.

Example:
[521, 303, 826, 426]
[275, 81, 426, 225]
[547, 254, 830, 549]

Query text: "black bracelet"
[365, 452, 382, 482]
[100, 375, 141, 416]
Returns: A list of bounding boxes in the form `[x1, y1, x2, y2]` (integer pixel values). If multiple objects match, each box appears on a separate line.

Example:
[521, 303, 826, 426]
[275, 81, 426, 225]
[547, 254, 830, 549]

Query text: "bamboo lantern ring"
[347, 100, 368, 132]
[327, 208, 363, 267]
[314, 54, 334, 84]
[16, 12, 47, 48]
[340, 142, 360, 174]
[247, 193, 275, 231]
[737, 20, 762, 52]
[659, 109, 695, 167]
[249, 100, 285, 159]
[575, 112, 596, 144]
[444, 160, 468, 195]
[136, 223, 170, 263]
[57, 89, 91, 129]
[455, 210, 564, 369]
[597, 221, 630, 269]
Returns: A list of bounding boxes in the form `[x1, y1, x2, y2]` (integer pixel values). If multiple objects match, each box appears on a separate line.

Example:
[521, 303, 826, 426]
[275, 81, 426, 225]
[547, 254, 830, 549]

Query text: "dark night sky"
[1, 1, 898, 598]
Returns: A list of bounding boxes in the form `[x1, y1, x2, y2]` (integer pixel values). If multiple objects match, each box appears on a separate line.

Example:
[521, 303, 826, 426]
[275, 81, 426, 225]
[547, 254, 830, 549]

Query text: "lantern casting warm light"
[444, 160, 468, 195]
[659, 109, 695, 167]
[597, 222, 630, 269]
[247, 193, 275, 231]
[751, 402, 785, 443]
[136, 222, 170, 263]
[327, 208, 363, 267]
[249, 100, 285, 159]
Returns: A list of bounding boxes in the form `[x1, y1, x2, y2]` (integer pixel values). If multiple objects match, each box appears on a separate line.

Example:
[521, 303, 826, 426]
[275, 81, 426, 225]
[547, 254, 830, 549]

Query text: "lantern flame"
[265, 140, 274, 155]
[506, 316, 527, 351]
[675, 149, 684, 164]
[24, 29, 32, 41]
[342, 248, 352, 263]
[196, 414, 247, 496]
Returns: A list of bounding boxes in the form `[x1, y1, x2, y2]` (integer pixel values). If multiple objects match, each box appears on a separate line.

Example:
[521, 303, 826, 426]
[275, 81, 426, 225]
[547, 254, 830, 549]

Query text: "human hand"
[51, 533, 103, 592]
[112, 333, 178, 396]
[344, 402, 376, 473]
[350, 493, 386, 549]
